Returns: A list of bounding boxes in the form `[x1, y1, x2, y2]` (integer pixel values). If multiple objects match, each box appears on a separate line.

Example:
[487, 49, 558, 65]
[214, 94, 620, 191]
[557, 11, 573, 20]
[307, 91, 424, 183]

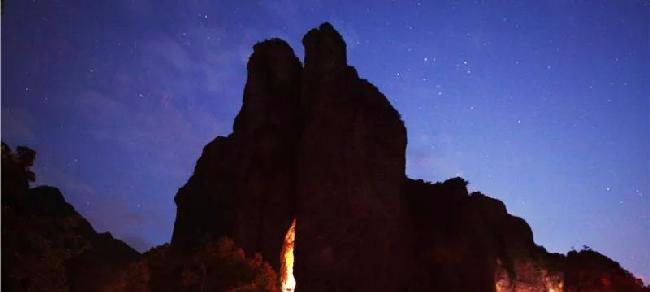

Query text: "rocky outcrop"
[295, 23, 407, 291]
[402, 178, 565, 291]
[171, 23, 406, 291]
[171, 39, 302, 274]
[171, 22, 647, 291]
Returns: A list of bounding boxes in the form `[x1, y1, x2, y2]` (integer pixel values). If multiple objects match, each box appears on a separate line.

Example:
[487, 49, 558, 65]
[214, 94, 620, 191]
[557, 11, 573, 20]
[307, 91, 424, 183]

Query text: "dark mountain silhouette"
[1, 23, 647, 291]
[1, 143, 140, 291]
[1, 143, 278, 292]
[169, 23, 648, 291]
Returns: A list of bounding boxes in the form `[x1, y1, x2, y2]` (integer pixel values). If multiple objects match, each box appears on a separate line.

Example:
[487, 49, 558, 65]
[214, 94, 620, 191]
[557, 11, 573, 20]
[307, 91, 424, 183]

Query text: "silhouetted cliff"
[171, 23, 406, 291]
[2, 22, 647, 292]
[171, 23, 648, 291]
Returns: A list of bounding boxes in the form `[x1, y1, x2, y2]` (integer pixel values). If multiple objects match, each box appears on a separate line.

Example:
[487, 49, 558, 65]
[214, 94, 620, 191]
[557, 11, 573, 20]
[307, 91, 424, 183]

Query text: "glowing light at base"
[494, 258, 564, 292]
[281, 219, 296, 292]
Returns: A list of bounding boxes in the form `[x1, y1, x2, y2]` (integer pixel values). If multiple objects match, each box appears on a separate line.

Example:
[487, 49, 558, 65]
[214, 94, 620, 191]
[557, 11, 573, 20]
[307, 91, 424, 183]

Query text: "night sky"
[3, 0, 649, 281]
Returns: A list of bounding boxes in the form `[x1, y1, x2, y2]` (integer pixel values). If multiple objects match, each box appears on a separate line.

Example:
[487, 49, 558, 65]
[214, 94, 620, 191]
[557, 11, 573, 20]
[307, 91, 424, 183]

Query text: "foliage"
[107, 238, 279, 291]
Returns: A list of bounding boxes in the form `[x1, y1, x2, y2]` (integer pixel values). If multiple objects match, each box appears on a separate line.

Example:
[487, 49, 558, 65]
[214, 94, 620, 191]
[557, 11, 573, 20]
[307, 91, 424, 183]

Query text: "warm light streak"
[281, 219, 296, 292]
[494, 258, 564, 292]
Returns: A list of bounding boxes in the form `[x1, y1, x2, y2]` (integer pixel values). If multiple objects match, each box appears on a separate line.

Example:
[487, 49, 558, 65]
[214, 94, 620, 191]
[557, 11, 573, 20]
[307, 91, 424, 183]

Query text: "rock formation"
[2, 23, 647, 292]
[171, 38, 302, 271]
[170, 23, 648, 291]
[296, 23, 407, 291]
[171, 23, 407, 291]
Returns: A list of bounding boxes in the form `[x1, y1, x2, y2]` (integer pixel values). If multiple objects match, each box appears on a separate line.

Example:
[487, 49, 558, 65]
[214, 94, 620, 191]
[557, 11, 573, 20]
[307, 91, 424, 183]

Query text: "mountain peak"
[303, 22, 348, 74]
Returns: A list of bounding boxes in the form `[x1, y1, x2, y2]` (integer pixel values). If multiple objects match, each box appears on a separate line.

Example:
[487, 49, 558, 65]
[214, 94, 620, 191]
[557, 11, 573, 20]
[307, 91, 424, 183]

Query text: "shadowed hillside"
[1, 144, 278, 292]
[2, 143, 140, 291]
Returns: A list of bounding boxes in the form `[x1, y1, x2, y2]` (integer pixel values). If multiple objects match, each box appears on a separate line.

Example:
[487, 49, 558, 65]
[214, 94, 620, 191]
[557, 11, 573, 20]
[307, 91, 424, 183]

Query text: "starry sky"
[2, 0, 649, 281]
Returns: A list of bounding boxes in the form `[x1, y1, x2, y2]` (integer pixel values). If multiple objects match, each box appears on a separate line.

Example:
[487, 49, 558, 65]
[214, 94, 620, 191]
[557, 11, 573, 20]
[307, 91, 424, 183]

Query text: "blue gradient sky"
[2, 0, 649, 281]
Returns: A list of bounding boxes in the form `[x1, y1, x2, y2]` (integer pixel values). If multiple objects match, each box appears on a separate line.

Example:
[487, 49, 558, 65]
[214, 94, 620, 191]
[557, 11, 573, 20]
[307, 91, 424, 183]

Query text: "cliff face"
[171, 23, 647, 292]
[171, 39, 302, 273]
[402, 178, 566, 291]
[295, 24, 407, 291]
[171, 23, 406, 291]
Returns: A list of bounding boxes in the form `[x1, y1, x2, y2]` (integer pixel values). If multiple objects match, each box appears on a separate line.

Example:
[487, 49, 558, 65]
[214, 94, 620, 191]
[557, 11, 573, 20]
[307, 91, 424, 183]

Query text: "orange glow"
[281, 219, 296, 292]
[494, 258, 564, 292]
